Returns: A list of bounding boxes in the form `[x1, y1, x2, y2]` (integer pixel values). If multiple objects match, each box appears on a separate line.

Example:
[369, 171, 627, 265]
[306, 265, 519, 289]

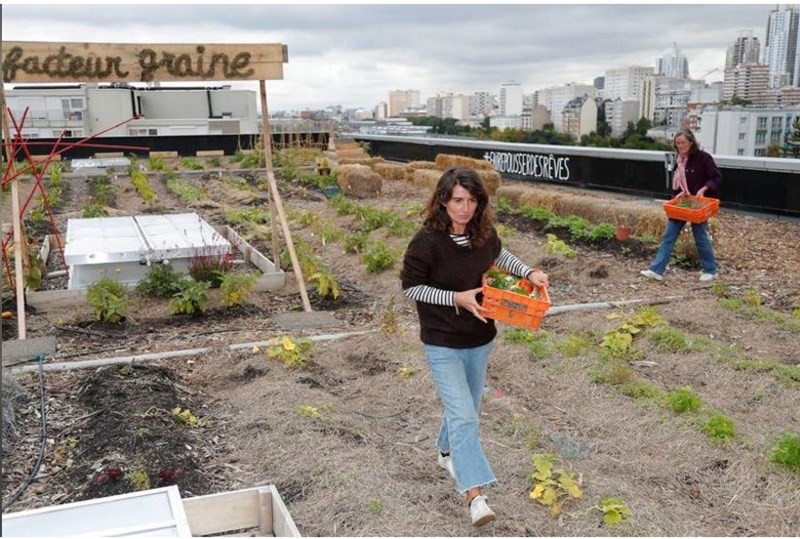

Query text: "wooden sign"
[2, 41, 288, 83]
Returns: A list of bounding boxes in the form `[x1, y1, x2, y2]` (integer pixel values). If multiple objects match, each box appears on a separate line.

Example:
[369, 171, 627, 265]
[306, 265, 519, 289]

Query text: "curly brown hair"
[422, 167, 495, 247]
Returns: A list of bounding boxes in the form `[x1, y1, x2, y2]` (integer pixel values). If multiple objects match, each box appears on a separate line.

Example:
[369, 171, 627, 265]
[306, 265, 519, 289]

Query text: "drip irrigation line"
[2, 355, 47, 513]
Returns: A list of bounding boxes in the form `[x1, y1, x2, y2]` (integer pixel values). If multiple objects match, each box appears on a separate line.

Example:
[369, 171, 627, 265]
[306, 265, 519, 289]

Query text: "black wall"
[358, 137, 800, 218]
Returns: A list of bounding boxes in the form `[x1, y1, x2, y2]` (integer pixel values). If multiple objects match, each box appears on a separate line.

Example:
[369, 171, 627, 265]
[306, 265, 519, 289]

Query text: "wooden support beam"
[259, 80, 312, 312]
[1, 83, 27, 339]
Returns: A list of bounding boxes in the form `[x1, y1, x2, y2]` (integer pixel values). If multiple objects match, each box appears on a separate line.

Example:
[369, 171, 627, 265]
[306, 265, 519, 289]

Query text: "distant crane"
[699, 67, 720, 80]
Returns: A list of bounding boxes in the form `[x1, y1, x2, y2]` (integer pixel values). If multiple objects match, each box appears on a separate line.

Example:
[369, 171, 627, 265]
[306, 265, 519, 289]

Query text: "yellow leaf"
[540, 488, 557, 506]
[550, 501, 562, 516]
[604, 510, 622, 525]
[282, 337, 296, 351]
[567, 483, 583, 498]
[531, 484, 545, 500]
[252, 344, 260, 353]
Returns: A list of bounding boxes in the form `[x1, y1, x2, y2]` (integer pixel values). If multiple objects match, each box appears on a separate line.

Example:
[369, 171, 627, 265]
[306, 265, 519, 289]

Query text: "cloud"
[1, 4, 773, 111]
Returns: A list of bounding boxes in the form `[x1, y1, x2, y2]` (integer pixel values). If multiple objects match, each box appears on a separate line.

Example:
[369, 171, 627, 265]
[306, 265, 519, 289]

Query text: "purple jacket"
[673, 149, 722, 198]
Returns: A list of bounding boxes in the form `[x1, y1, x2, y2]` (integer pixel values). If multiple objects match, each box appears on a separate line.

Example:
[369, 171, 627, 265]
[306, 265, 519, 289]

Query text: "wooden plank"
[257, 487, 274, 536]
[269, 485, 301, 537]
[183, 488, 261, 536]
[149, 151, 179, 159]
[196, 149, 225, 157]
[3, 42, 288, 83]
[94, 152, 125, 158]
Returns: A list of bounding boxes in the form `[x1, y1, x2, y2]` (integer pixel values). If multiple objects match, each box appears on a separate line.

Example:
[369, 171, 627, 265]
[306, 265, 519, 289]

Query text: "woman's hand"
[527, 269, 549, 287]
[455, 287, 489, 323]
[696, 186, 708, 197]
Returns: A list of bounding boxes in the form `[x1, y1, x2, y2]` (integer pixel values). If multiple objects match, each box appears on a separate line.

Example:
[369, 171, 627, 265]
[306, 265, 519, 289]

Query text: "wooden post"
[0, 84, 27, 339]
[259, 80, 312, 312]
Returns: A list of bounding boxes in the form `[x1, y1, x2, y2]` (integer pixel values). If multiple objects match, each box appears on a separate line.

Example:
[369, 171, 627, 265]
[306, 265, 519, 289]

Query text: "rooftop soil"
[2, 157, 799, 536]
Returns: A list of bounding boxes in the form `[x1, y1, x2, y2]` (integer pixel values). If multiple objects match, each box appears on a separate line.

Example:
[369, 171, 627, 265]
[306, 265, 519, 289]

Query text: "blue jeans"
[425, 341, 496, 494]
[649, 219, 716, 276]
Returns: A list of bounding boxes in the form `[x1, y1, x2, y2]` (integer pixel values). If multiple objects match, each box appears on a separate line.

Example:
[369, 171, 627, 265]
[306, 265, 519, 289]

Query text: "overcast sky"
[1, 3, 775, 112]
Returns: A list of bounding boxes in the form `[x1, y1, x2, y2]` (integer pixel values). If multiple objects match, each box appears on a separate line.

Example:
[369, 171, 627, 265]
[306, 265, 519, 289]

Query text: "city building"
[388, 89, 420, 118]
[605, 99, 640, 137]
[641, 76, 706, 127]
[657, 42, 690, 79]
[723, 63, 770, 103]
[726, 30, 761, 68]
[5, 83, 258, 139]
[697, 105, 800, 156]
[499, 81, 523, 117]
[426, 92, 471, 120]
[470, 91, 495, 117]
[604, 66, 654, 102]
[763, 5, 800, 87]
[561, 96, 597, 140]
[537, 83, 597, 132]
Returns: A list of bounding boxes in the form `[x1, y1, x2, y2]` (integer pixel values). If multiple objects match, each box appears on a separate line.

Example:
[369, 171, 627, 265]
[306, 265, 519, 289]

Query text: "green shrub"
[666, 386, 702, 414]
[136, 264, 183, 298]
[148, 156, 167, 171]
[86, 277, 129, 323]
[343, 231, 369, 254]
[650, 326, 692, 352]
[220, 272, 256, 307]
[770, 431, 800, 471]
[362, 242, 397, 273]
[703, 412, 736, 443]
[169, 279, 211, 315]
[179, 157, 204, 170]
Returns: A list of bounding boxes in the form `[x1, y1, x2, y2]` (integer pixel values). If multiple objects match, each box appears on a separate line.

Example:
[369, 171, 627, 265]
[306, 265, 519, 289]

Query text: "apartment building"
[604, 66, 654, 102]
[605, 99, 640, 137]
[5, 83, 258, 139]
[698, 105, 800, 156]
[537, 83, 597, 132]
[499, 81, 523, 117]
[561, 96, 597, 140]
[388, 89, 420, 118]
[723, 63, 770, 104]
[763, 5, 800, 87]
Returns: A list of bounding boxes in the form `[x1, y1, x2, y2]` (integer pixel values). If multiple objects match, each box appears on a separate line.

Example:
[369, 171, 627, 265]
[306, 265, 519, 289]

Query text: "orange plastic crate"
[663, 194, 719, 223]
[481, 274, 551, 330]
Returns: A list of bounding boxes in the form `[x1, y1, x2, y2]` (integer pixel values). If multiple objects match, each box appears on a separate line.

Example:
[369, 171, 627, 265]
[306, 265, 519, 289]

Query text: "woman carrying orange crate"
[641, 128, 722, 282]
[400, 167, 548, 527]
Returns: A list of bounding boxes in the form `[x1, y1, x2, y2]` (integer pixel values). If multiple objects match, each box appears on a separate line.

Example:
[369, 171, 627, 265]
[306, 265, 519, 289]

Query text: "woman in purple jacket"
[641, 129, 722, 282]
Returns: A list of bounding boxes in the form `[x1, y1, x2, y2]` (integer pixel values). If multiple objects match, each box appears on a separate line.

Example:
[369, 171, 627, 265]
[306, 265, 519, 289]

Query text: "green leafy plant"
[130, 167, 156, 203]
[309, 269, 340, 300]
[136, 263, 183, 298]
[171, 406, 205, 428]
[169, 279, 211, 315]
[544, 233, 576, 258]
[343, 231, 370, 254]
[597, 496, 632, 525]
[555, 333, 592, 357]
[529, 452, 583, 517]
[179, 157, 204, 170]
[220, 272, 257, 307]
[266, 336, 313, 369]
[148, 156, 168, 171]
[86, 277, 129, 323]
[703, 412, 736, 444]
[124, 468, 151, 491]
[366, 499, 385, 514]
[294, 404, 323, 419]
[666, 386, 702, 414]
[770, 431, 800, 471]
[362, 241, 397, 273]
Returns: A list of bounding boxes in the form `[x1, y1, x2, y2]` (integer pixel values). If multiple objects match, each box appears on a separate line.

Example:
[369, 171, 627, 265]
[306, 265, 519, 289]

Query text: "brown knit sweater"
[400, 227, 501, 348]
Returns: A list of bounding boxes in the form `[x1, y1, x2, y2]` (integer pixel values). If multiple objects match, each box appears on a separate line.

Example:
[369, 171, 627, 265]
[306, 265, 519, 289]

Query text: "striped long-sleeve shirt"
[403, 233, 533, 308]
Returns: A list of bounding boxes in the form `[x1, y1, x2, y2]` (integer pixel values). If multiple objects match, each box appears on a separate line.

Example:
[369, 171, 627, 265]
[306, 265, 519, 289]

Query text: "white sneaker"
[438, 453, 456, 481]
[470, 495, 496, 527]
[640, 269, 664, 281]
[699, 272, 717, 282]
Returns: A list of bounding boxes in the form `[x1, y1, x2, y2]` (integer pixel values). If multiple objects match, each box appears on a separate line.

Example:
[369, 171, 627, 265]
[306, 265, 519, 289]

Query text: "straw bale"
[434, 153, 494, 171]
[477, 169, 502, 195]
[335, 164, 383, 198]
[411, 169, 443, 191]
[373, 162, 409, 182]
[516, 190, 560, 213]
[338, 157, 385, 166]
[407, 160, 438, 170]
